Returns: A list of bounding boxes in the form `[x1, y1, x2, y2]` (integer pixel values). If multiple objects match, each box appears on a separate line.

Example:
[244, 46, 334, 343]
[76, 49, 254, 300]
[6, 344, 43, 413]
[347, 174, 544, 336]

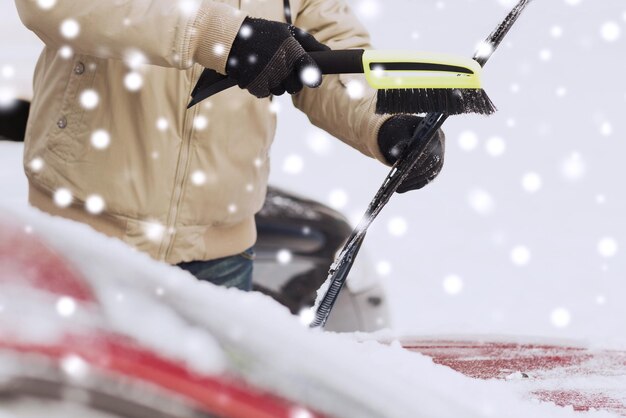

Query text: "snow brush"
[309, 0, 534, 329]
[187, 50, 496, 116]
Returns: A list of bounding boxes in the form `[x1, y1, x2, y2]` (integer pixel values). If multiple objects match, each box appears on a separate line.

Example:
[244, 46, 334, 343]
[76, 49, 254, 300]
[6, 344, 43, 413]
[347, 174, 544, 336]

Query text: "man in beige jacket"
[16, 0, 444, 290]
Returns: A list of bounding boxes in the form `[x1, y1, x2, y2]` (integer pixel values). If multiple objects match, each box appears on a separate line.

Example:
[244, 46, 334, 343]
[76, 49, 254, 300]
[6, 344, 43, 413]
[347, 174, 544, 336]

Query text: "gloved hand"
[225, 17, 329, 98]
[377, 115, 445, 193]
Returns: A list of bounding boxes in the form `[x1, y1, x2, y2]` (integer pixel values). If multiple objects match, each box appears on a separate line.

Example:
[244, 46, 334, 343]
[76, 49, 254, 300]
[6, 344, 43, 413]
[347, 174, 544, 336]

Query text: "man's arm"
[14, 0, 246, 73]
[292, 0, 390, 163]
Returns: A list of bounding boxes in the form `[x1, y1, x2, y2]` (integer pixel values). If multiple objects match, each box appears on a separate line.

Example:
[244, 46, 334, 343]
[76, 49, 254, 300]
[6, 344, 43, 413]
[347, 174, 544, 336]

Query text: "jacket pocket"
[46, 55, 96, 162]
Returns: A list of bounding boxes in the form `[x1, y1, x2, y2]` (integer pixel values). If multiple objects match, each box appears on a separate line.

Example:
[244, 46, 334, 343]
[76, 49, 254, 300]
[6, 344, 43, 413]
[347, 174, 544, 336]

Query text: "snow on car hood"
[0, 203, 616, 418]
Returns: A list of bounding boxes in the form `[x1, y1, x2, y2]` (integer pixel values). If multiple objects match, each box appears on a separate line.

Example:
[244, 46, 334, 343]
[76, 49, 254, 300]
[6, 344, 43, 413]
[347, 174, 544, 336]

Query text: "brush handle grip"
[188, 49, 365, 108]
[307, 49, 364, 74]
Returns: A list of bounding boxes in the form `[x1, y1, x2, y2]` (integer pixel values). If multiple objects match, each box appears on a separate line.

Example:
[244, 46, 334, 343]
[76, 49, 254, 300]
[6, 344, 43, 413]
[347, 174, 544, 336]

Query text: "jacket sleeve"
[292, 0, 391, 163]
[14, 0, 246, 73]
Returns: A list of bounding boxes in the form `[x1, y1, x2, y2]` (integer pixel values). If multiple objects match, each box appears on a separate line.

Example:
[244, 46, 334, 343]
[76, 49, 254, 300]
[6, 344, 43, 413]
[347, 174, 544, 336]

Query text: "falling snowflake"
[124, 72, 143, 91]
[564, 0, 582, 5]
[123, 49, 148, 70]
[346, 80, 365, 99]
[376, 261, 392, 276]
[0, 86, 16, 108]
[56, 296, 76, 317]
[60, 19, 80, 39]
[600, 122, 612, 136]
[191, 170, 206, 185]
[1, 66, 15, 79]
[37, 0, 56, 9]
[600, 21, 620, 42]
[550, 307, 571, 328]
[282, 154, 304, 174]
[289, 407, 315, 418]
[597, 237, 618, 258]
[306, 131, 332, 155]
[510, 245, 531, 266]
[213, 43, 225, 56]
[59, 46, 73, 59]
[468, 188, 495, 215]
[509, 83, 520, 94]
[300, 66, 321, 86]
[179, 0, 201, 16]
[458, 130, 478, 151]
[550, 25, 563, 38]
[596, 194, 606, 204]
[156, 117, 169, 131]
[521, 172, 542, 193]
[85, 195, 105, 214]
[144, 221, 166, 242]
[443, 274, 463, 295]
[194, 115, 208, 130]
[555, 86, 567, 97]
[539, 49, 552, 61]
[328, 189, 348, 210]
[387, 217, 407, 237]
[54, 188, 73, 207]
[91, 130, 110, 149]
[356, 0, 380, 19]
[474, 41, 494, 60]
[596, 295, 606, 305]
[80, 89, 99, 110]
[61, 355, 89, 379]
[28, 157, 44, 172]
[269, 101, 281, 114]
[561, 152, 586, 181]
[239, 24, 253, 39]
[277, 249, 293, 264]
[227, 204, 237, 214]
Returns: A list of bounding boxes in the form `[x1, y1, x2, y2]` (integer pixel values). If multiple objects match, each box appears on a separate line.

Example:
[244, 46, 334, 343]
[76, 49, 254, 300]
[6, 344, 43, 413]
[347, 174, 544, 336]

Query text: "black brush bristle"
[375, 88, 496, 116]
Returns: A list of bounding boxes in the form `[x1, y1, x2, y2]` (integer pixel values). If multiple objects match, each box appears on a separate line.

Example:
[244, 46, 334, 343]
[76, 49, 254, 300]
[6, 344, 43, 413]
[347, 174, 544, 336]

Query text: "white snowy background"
[1, 0, 625, 342]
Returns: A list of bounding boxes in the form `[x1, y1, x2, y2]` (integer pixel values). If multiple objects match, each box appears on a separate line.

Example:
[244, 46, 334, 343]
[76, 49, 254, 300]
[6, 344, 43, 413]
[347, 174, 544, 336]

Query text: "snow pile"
[0, 203, 618, 418]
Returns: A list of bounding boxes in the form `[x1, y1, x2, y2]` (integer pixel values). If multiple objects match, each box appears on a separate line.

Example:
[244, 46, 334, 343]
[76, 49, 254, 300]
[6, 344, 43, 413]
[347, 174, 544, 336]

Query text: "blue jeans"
[177, 247, 254, 291]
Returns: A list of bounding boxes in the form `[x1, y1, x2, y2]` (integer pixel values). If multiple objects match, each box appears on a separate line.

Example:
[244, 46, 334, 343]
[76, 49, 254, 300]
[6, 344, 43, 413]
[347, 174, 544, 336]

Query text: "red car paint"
[0, 218, 325, 418]
[405, 340, 626, 416]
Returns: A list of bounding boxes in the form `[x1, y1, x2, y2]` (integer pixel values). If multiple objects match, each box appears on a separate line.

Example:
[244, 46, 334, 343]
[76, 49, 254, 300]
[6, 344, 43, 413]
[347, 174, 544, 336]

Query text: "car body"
[0, 217, 327, 418]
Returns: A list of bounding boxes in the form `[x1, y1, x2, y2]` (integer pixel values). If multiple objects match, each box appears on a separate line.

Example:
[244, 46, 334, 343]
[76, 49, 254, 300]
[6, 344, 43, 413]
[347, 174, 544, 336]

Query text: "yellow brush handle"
[362, 50, 483, 90]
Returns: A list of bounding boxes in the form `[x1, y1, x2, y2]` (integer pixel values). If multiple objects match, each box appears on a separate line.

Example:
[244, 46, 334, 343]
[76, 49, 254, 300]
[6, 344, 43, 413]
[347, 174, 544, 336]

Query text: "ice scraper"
[187, 49, 496, 116]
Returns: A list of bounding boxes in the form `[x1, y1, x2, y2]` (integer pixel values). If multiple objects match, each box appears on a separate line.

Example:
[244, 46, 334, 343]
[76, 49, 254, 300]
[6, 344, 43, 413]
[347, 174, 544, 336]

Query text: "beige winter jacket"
[16, 0, 390, 264]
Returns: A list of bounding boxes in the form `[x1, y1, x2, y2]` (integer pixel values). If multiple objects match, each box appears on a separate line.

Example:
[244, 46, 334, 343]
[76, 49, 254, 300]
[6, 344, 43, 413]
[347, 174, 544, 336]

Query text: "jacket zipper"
[159, 66, 200, 260]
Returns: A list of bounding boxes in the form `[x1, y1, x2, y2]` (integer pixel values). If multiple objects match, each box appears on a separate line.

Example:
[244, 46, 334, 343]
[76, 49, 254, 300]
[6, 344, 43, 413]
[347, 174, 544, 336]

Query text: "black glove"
[377, 115, 445, 193]
[225, 17, 329, 98]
